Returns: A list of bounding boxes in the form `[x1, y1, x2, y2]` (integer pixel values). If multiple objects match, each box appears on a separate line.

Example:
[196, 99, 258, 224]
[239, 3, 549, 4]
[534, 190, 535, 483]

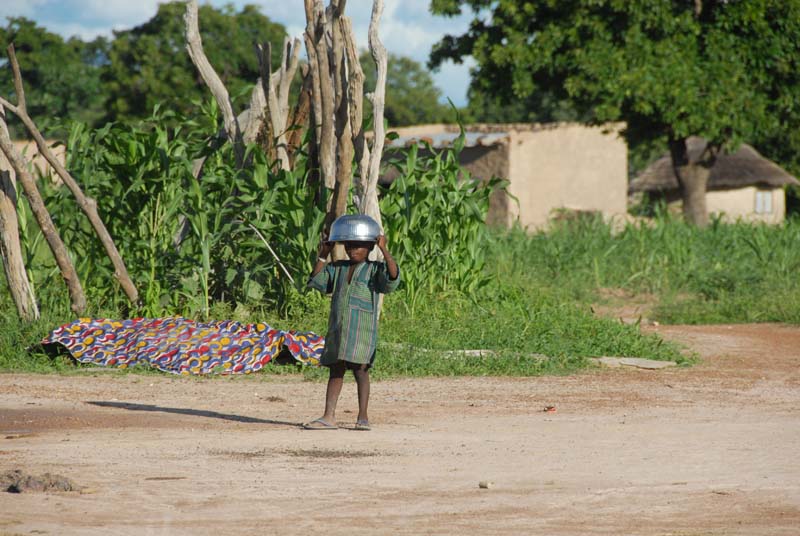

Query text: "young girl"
[303, 216, 400, 431]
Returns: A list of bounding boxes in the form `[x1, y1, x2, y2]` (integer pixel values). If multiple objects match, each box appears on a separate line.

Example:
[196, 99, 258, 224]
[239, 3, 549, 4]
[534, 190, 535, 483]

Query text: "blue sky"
[0, 0, 476, 106]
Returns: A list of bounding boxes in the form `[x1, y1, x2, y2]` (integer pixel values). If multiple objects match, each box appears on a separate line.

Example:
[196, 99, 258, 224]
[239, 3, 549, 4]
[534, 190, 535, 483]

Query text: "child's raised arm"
[376, 235, 399, 281]
[310, 237, 333, 278]
[308, 237, 334, 293]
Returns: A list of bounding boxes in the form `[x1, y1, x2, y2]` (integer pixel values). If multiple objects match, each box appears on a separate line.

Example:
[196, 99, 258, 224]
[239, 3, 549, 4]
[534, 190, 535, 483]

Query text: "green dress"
[308, 260, 400, 367]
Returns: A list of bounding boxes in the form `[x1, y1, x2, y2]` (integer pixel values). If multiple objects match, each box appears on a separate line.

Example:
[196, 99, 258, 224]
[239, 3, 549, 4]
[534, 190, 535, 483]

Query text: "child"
[303, 217, 400, 431]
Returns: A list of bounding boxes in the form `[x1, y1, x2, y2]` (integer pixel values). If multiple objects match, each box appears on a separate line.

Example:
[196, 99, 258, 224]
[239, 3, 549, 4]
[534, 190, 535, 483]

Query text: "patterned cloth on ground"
[41, 317, 324, 375]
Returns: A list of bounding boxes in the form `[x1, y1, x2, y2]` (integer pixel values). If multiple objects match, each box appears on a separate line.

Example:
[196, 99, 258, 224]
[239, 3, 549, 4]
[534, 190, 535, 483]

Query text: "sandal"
[302, 418, 338, 430]
[354, 419, 371, 431]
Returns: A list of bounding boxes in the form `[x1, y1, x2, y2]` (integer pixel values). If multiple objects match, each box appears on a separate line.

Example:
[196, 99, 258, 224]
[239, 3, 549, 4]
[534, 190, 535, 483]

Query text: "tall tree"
[103, 2, 287, 122]
[361, 51, 451, 126]
[0, 17, 107, 131]
[430, 0, 800, 225]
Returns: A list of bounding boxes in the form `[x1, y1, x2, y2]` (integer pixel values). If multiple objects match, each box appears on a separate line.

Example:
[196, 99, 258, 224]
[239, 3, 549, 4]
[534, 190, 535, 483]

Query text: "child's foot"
[354, 419, 371, 431]
[302, 418, 338, 430]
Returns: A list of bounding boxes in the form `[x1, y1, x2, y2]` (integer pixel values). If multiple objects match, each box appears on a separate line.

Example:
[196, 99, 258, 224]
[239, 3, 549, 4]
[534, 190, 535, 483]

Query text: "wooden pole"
[0, 109, 85, 314]
[184, 0, 244, 168]
[0, 168, 39, 321]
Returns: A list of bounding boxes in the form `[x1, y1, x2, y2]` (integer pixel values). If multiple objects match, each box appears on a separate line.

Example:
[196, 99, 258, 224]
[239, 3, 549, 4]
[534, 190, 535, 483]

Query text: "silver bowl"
[328, 214, 381, 242]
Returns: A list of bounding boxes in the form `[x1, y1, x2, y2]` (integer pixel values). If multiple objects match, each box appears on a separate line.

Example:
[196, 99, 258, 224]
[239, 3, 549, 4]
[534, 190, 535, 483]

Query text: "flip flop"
[302, 418, 338, 430]
[354, 419, 371, 431]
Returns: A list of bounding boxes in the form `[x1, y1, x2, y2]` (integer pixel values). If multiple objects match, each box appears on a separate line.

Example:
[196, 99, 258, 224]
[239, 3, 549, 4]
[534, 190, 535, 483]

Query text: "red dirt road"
[1, 323, 799, 535]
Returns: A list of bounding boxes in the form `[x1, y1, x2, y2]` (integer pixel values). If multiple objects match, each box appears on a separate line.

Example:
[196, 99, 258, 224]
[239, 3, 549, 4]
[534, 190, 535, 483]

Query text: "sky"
[0, 0, 476, 107]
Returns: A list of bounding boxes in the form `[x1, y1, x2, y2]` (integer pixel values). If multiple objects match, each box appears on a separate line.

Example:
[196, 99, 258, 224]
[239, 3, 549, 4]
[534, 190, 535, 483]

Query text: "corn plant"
[380, 133, 506, 307]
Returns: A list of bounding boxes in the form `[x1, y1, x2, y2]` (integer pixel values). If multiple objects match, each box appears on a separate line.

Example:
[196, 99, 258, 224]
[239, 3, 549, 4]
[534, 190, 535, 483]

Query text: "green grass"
[12, 212, 800, 377]
[494, 213, 800, 325]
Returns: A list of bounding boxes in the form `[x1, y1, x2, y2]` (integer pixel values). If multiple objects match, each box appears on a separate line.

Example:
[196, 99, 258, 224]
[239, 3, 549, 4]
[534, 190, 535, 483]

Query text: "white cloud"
[68, 0, 161, 26]
[43, 21, 110, 40]
[0, 0, 49, 19]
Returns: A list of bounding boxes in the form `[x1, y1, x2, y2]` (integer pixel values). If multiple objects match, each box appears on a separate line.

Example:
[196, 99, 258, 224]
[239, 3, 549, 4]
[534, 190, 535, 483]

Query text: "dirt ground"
[1, 322, 799, 535]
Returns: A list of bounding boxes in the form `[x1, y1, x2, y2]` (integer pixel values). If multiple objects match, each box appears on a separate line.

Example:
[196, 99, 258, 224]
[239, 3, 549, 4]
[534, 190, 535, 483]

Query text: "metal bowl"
[328, 214, 381, 242]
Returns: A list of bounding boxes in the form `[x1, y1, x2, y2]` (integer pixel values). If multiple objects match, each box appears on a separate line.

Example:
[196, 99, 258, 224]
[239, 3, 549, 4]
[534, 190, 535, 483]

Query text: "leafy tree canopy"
[0, 17, 108, 129]
[103, 2, 287, 122]
[430, 0, 800, 150]
[360, 50, 453, 126]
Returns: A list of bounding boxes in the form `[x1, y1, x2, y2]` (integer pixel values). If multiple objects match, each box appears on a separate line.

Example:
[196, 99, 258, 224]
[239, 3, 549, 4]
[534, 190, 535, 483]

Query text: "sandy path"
[1, 323, 799, 535]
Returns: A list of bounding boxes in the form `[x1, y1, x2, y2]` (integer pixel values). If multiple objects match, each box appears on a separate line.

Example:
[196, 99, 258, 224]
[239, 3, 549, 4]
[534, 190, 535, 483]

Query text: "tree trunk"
[0, 169, 39, 321]
[286, 65, 313, 168]
[677, 164, 710, 227]
[0, 112, 86, 314]
[361, 0, 388, 256]
[669, 137, 716, 228]
[304, 0, 336, 192]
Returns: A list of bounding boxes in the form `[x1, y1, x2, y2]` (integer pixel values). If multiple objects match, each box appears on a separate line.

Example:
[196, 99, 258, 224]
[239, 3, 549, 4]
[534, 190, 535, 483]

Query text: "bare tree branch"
[342, 16, 370, 208]
[184, 0, 244, 167]
[322, 7, 354, 247]
[1, 44, 140, 306]
[362, 0, 388, 235]
[0, 108, 85, 314]
[255, 38, 300, 171]
[304, 0, 336, 191]
[286, 64, 313, 167]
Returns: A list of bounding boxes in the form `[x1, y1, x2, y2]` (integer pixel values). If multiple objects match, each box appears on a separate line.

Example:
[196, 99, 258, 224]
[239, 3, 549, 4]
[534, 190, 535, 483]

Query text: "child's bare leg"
[321, 361, 346, 423]
[352, 365, 370, 424]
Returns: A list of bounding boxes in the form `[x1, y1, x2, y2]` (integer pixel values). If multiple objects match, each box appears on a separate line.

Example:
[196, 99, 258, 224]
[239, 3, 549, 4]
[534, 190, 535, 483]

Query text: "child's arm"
[308, 238, 334, 293]
[310, 239, 333, 278]
[373, 235, 401, 293]
[376, 235, 399, 280]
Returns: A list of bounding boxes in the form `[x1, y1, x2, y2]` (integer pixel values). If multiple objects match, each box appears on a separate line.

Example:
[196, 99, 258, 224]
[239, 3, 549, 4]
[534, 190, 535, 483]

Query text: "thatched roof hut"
[631, 137, 799, 194]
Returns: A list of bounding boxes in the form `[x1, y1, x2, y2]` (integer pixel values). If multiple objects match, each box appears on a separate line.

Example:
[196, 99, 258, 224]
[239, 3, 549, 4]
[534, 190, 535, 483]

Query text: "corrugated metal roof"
[388, 131, 509, 148]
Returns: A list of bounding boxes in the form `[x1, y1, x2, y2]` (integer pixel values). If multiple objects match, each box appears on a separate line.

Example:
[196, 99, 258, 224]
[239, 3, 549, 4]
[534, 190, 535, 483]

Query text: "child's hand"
[376, 235, 387, 251]
[318, 239, 333, 258]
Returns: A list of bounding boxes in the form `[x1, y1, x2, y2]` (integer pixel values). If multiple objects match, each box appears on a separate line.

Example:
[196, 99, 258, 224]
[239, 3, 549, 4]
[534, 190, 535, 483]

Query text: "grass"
[496, 213, 800, 325]
[8, 213, 799, 377]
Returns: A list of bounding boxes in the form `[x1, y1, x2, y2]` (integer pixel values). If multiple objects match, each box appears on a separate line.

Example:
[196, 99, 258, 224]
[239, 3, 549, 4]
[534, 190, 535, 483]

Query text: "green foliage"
[430, 0, 800, 150]
[360, 51, 453, 126]
[495, 214, 800, 325]
[0, 17, 108, 133]
[381, 135, 504, 305]
[102, 2, 286, 122]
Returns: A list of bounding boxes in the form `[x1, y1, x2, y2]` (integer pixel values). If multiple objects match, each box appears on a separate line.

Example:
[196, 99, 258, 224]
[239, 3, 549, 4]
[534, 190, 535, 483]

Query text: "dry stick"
[342, 16, 370, 208]
[303, 0, 325, 191]
[303, 8, 323, 149]
[363, 0, 388, 263]
[276, 37, 302, 135]
[1, 45, 139, 306]
[256, 40, 299, 172]
[245, 223, 294, 285]
[362, 0, 387, 222]
[0, 169, 39, 321]
[240, 80, 267, 146]
[329, 10, 354, 224]
[307, 0, 336, 191]
[0, 110, 86, 314]
[315, 3, 353, 262]
[286, 65, 313, 167]
[184, 0, 244, 168]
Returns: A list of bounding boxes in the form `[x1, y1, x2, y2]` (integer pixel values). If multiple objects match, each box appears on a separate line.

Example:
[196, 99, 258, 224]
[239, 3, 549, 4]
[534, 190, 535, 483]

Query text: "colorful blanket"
[42, 317, 324, 375]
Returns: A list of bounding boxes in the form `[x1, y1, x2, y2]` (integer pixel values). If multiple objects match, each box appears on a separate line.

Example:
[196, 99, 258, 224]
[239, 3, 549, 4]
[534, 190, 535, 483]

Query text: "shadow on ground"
[86, 401, 300, 427]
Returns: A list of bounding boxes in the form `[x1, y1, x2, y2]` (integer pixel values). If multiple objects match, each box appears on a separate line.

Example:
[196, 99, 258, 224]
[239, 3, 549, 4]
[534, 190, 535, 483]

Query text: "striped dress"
[308, 260, 400, 367]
